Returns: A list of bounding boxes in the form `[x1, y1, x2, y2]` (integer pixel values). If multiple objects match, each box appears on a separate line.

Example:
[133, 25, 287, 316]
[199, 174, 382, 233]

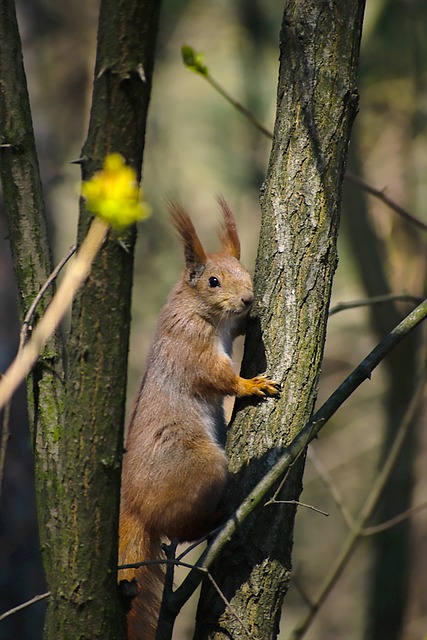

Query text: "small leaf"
[181, 44, 208, 76]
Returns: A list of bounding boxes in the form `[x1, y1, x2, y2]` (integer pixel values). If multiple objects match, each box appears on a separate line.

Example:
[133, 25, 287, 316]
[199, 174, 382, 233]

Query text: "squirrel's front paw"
[238, 374, 281, 398]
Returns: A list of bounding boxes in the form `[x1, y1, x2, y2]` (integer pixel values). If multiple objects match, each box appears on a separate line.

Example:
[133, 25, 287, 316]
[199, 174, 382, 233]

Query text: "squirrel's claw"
[240, 373, 281, 398]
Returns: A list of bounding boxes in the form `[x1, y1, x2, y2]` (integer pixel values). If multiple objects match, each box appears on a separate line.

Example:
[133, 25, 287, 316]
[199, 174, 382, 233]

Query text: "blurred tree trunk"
[1, 0, 161, 638]
[343, 139, 422, 640]
[194, 1, 365, 638]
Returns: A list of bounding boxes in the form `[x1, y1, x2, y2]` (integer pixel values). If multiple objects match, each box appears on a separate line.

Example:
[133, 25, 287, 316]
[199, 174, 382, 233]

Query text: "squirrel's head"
[169, 198, 254, 325]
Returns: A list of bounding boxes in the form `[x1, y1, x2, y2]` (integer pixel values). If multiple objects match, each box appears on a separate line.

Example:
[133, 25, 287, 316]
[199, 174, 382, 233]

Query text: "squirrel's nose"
[241, 293, 254, 308]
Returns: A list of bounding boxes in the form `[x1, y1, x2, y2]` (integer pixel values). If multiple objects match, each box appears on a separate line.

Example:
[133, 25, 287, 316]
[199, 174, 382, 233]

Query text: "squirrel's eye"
[208, 276, 221, 288]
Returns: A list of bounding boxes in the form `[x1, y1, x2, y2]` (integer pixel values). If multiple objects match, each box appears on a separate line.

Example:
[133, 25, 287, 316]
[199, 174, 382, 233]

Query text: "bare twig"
[118, 558, 170, 571]
[19, 244, 77, 349]
[329, 293, 424, 316]
[361, 500, 427, 536]
[0, 591, 50, 621]
[345, 171, 427, 233]
[0, 402, 11, 496]
[289, 369, 426, 640]
[204, 74, 273, 140]
[176, 539, 206, 562]
[265, 498, 329, 517]
[119, 552, 254, 639]
[168, 300, 427, 615]
[175, 526, 224, 562]
[267, 439, 308, 504]
[118, 555, 206, 573]
[193, 67, 427, 234]
[291, 574, 315, 610]
[206, 572, 254, 639]
[0, 218, 109, 410]
[308, 449, 354, 529]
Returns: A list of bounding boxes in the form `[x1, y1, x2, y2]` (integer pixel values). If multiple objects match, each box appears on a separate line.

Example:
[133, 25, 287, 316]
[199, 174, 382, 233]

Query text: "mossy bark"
[194, 1, 366, 638]
[41, 1, 162, 639]
[0, 0, 65, 577]
[1, 0, 161, 637]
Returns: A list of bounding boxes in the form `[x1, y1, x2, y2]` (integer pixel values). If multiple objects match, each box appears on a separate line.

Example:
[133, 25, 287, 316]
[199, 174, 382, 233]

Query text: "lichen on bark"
[194, 1, 366, 638]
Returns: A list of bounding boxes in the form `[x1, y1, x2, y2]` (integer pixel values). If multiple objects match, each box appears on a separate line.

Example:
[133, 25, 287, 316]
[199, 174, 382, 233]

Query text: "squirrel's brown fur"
[118, 199, 279, 639]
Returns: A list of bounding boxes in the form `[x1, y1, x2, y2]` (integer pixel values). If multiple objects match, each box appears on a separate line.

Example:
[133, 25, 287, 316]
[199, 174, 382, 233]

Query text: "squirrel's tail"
[119, 505, 164, 640]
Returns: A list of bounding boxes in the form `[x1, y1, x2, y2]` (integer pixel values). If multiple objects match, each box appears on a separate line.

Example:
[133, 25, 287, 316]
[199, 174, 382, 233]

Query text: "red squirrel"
[118, 198, 280, 639]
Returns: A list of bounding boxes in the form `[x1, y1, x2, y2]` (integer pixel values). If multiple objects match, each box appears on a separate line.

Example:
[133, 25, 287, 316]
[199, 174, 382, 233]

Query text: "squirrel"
[118, 198, 280, 640]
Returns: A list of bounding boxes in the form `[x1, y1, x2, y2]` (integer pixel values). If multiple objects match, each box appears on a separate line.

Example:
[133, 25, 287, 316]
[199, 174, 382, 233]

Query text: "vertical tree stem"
[42, 1, 162, 638]
[195, 1, 366, 638]
[0, 0, 65, 577]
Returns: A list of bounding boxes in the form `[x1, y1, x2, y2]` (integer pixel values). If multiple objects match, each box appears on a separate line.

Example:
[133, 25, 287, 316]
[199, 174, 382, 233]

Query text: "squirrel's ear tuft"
[217, 196, 241, 260]
[169, 202, 207, 283]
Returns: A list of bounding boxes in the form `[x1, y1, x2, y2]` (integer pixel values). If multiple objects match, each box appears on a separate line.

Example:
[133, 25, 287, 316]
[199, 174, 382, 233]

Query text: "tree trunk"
[194, 1, 365, 638]
[41, 1, 162, 638]
[0, 0, 65, 579]
[2, 0, 161, 638]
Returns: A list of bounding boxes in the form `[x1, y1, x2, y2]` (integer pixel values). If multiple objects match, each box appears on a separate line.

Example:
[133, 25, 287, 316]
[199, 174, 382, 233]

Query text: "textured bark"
[40, 1, 162, 639]
[195, 1, 365, 638]
[1, 0, 160, 636]
[0, 0, 65, 577]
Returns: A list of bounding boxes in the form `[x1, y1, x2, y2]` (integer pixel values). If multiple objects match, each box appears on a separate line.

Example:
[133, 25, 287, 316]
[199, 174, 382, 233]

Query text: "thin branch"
[204, 74, 274, 140]
[265, 499, 329, 517]
[0, 219, 109, 410]
[119, 526, 217, 571]
[120, 529, 335, 573]
[268, 438, 307, 504]
[122, 522, 335, 603]
[345, 171, 427, 233]
[361, 500, 427, 536]
[175, 528, 223, 562]
[118, 558, 171, 571]
[168, 299, 427, 613]
[289, 369, 426, 640]
[176, 539, 206, 562]
[307, 449, 355, 529]
[19, 244, 77, 349]
[118, 555, 207, 573]
[329, 293, 424, 316]
[119, 553, 253, 639]
[192, 66, 427, 234]
[291, 574, 315, 611]
[206, 572, 254, 640]
[0, 592, 51, 621]
[0, 402, 11, 497]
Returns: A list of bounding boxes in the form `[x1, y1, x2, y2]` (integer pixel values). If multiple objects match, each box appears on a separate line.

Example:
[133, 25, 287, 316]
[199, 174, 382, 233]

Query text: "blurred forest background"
[0, 0, 426, 639]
